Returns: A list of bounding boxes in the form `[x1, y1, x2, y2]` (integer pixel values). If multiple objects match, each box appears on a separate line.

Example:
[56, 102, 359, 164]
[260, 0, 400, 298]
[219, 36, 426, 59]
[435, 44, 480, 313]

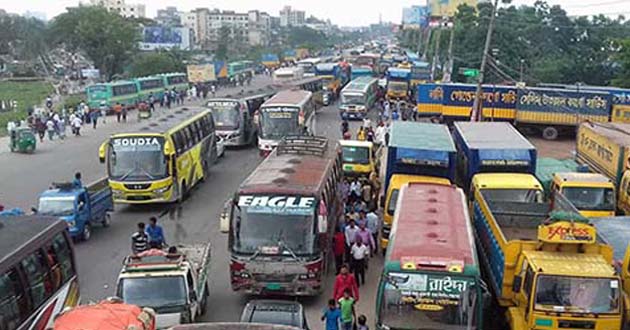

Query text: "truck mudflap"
[230, 258, 324, 296]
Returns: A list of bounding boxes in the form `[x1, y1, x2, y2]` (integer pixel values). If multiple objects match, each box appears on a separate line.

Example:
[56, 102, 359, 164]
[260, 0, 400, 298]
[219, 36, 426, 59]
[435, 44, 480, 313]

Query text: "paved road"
[0, 78, 383, 328]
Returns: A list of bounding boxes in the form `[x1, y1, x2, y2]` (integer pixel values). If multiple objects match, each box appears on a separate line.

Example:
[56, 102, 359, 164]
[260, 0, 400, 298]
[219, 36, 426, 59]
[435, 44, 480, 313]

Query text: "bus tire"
[542, 126, 559, 140]
[81, 223, 92, 241]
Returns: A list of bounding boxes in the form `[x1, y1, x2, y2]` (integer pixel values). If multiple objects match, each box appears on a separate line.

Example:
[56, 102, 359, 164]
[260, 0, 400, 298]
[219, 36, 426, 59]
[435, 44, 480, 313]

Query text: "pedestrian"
[145, 216, 165, 249]
[114, 102, 122, 122]
[356, 222, 376, 256]
[131, 222, 149, 254]
[35, 117, 46, 142]
[121, 105, 127, 122]
[340, 179, 350, 202]
[72, 172, 82, 188]
[90, 110, 99, 129]
[356, 127, 366, 141]
[366, 127, 374, 142]
[71, 115, 82, 136]
[333, 264, 359, 301]
[362, 117, 371, 129]
[391, 109, 400, 121]
[366, 209, 379, 246]
[344, 220, 359, 260]
[338, 289, 356, 330]
[46, 118, 56, 141]
[357, 315, 368, 330]
[349, 179, 361, 202]
[341, 120, 349, 135]
[321, 299, 342, 330]
[333, 226, 346, 274]
[350, 237, 369, 286]
[375, 122, 385, 145]
[99, 101, 108, 124]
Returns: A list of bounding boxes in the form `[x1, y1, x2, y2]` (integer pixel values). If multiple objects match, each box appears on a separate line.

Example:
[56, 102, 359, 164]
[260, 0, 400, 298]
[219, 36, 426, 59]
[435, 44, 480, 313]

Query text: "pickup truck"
[117, 244, 211, 329]
[37, 178, 113, 241]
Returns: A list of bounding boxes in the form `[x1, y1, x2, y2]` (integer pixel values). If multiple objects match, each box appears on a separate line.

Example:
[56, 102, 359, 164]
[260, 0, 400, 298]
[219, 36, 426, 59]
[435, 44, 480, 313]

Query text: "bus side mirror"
[98, 141, 108, 163]
[512, 275, 522, 293]
[219, 199, 232, 233]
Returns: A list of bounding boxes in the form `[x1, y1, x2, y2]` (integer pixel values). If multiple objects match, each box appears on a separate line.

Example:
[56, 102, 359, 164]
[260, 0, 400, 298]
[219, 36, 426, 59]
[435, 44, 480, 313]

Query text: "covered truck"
[54, 299, 156, 330]
[385, 67, 411, 101]
[453, 122, 537, 189]
[380, 122, 456, 253]
[187, 64, 216, 85]
[117, 244, 212, 329]
[472, 187, 623, 330]
[576, 122, 630, 214]
[37, 179, 113, 241]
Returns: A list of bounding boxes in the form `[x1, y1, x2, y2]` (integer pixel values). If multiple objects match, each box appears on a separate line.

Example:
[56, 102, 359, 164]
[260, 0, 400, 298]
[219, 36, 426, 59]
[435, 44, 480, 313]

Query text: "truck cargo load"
[535, 157, 583, 194]
[54, 299, 156, 330]
[453, 122, 537, 188]
[416, 83, 443, 117]
[442, 84, 518, 122]
[576, 122, 630, 214]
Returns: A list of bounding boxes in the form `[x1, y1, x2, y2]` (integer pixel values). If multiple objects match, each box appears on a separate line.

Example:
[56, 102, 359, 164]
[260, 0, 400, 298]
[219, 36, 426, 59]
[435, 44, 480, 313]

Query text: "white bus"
[339, 76, 380, 120]
[257, 90, 316, 156]
[272, 67, 304, 84]
[297, 58, 322, 77]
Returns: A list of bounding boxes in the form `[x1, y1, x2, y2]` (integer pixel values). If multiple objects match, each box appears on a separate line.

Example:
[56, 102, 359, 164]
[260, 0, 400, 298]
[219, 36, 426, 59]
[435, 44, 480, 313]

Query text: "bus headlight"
[153, 185, 171, 194]
[111, 189, 123, 198]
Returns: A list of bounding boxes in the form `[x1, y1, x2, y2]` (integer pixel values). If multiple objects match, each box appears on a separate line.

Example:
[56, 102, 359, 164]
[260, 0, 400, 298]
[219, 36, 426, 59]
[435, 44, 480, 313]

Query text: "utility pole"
[430, 26, 442, 81]
[421, 28, 433, 61]
[444, 22, 455, 83]
[519, 59, 525, 82]
[471, 0, 500, 122]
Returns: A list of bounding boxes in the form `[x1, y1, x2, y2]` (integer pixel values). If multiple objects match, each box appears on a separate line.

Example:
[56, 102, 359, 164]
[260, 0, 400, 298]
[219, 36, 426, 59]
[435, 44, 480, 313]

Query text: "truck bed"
[487, 200, 550, 241]
[179, 243, 212, 272]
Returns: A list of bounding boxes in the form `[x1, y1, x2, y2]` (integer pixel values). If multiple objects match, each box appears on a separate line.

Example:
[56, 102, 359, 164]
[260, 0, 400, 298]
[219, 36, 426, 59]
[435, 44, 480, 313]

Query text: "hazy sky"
[4, 0, 630, 26]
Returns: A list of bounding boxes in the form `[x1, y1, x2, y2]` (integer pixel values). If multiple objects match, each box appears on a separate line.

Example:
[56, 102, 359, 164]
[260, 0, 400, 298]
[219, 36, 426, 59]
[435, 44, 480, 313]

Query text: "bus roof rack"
[123, 251, 186, 272]
[277, 135, 328, 157]
[51, 182, 76, 191]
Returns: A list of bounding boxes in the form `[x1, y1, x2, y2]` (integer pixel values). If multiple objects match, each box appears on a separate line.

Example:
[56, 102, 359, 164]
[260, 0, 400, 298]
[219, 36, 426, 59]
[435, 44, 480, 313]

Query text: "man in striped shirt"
[131, 222, 149, 254]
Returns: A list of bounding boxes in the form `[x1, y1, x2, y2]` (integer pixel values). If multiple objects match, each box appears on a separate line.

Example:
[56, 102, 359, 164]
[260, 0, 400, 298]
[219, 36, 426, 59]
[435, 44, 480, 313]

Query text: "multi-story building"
[279, 6, 305, 27]
[156, 6, 181, 26]
[90, 0, 146, 18]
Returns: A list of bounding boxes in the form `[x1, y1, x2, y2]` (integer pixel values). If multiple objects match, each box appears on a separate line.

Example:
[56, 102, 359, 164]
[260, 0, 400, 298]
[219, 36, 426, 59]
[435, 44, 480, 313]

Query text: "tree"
[48, 6, 139, 80]
[215, 25, 231, 61]
[0, 15, 48, 59]
[613, 39, 630, 88]
[287, 26, 326, 50]
[129, 50, 186, 77]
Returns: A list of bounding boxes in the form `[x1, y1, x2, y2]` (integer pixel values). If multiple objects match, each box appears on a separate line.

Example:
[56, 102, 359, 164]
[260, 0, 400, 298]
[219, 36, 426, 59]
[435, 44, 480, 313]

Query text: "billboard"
[429, 0, 477, 18]
[402, 6, 430, 27]
[139, 26, 191, 50]
[187, 64, 216, 83]
[516, 87, 611, 124]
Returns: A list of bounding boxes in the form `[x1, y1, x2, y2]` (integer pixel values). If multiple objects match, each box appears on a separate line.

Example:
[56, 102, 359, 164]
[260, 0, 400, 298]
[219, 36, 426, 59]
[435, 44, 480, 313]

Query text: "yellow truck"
[339, 140, 377, 178]
[550, 172, 616, 218]
[576, 122, 630, 214]
[472, 178, 623, 330]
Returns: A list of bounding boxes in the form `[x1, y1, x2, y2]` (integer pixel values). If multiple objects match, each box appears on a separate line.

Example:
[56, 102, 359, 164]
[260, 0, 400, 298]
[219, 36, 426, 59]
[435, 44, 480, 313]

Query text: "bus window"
[183, 127, 193, 149]
[50, 233, 74, 283]
[0, 268, 29, 330]
[174, 132, 184, 154]
[20, 250, 53, 308]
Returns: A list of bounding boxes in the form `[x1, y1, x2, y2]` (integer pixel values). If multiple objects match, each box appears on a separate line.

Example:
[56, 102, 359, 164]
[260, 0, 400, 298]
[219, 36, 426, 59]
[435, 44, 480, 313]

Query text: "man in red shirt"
[333, 227, 346, 274]
[333, 264, 359, 301]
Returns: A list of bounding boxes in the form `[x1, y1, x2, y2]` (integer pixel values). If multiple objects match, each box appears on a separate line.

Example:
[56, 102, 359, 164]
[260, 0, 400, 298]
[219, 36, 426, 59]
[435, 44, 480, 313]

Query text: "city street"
[0, 78, 383, 327]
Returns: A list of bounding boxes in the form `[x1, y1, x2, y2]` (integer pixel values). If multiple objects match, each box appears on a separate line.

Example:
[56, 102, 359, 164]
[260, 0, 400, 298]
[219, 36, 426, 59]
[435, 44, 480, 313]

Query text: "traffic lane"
[0, 75, 273, 209]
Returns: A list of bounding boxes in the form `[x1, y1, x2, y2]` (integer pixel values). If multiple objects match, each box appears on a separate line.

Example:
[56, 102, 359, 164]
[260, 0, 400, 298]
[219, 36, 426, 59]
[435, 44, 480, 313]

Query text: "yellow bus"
[98, 107, 217, 204]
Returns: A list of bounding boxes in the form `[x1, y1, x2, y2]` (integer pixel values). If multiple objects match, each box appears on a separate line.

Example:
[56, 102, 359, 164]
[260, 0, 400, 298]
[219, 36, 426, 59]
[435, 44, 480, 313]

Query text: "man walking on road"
[350, 237, 369, 286]
[145, 217, 165, 249]
[333, 264, 359, 301]
[338, 290, 356, 330]
[114, 103, 122, 122]
[131, 222, 149, 254]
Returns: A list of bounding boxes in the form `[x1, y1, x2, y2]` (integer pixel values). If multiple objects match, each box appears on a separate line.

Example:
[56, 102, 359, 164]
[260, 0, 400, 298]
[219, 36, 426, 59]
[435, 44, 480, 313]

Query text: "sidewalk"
[0, 76, 271, 155]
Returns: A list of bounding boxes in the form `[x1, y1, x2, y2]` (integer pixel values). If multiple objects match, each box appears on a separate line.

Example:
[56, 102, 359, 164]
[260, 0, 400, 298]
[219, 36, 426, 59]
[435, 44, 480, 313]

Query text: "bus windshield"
[379, 272, 478, 330]
[342, 146, 370, 165]
[108, 136, 168, 181]
[119, 276, 187, 312]
[260, 107, 300, 139]
[535, 275, 619, 314]
[388, 82, 408, 92]
[38, 197, 75, 216]
[208, 101, 240, 129]
[562, 187, 615, 211]
[342, 93, 365, 105]
[232, 197, 318, 256]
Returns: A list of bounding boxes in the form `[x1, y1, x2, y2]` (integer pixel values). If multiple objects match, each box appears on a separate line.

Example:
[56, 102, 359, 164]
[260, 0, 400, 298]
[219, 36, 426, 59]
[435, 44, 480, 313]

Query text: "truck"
[591, 216, 630, 301]
[409, 61, 431, 88]
[472, 185, 623, 330]
[53, 298, 156, 330]
[386, 67, 411, 101]
[315, 63, 342, 105]
[37, 179, 113, 241]
[453, 122, 537, 189]
[261, 54, 280, 69]
[576, 121, 630, 214]
[376, 182, 486, 330]
[380, 122, 457, 253]
[441, 84, 518, 123]
[186, 64, 216, 85]
[350, 66, 373, 80]
[116, 244, 212, 329]
[516, 87, 612, 140]
[535, 157, 583, 193]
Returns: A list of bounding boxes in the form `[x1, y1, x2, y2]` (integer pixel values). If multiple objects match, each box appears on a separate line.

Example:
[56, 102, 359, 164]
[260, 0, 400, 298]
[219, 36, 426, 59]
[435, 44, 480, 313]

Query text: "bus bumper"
[109, 180, 175, 204]
[231, 276, 323, 296]
[340, 111, 367, 120]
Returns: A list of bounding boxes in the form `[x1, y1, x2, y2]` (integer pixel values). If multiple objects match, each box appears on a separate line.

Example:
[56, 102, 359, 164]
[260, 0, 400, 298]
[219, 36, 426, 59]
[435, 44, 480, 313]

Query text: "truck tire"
[81, 223, 92, 241]
[102, 213, 111, 227]
[542, 126, 559, 140]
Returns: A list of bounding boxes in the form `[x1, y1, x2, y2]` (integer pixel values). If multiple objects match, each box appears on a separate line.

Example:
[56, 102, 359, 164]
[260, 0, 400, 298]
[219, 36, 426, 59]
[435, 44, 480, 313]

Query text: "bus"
[228, 61, 255, 79]
[0, 216, 80, 330]
[86, 80, 140, 111]
[160, 73, 188, 92]
[207, 89, 275, 146]
[354, 53, 380, 73]
[272, 67, 304, 84]
[339, 76, 379, 120]
[297, 58, 322, 77]
[98, 107, 217, 204]
[376, 183, 485, 330]
[220, 136, 342, 296]
[135, 76, 165, 101]
[257, 90, 315, 156]
[288, 77, 325, 109]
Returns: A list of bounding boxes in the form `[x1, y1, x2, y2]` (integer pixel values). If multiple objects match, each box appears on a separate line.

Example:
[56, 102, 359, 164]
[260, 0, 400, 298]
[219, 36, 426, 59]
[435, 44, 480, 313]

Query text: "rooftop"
[472, 173, 542, 190]
[455, 122, 535, 150]
[0, 216, 66, 269]
[262, 90, 311, 106]
[526, 251, 615, 277]
[582, 122, 630, 147]
[389, 121, 456, 152]
[554, 172, 613, 185]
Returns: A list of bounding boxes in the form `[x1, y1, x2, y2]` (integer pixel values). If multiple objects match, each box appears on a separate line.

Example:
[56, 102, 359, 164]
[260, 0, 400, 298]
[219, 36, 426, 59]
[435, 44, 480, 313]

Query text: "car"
[240, 300, 309, 330]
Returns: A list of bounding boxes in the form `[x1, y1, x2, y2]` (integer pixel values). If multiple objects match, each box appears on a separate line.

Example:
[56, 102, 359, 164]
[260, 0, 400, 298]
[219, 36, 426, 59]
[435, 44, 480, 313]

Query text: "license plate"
[266, 283, 281, 291]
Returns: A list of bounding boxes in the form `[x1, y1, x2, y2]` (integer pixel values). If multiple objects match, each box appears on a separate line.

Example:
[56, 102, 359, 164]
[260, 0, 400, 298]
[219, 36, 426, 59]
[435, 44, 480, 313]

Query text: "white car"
[216, 136, 225, 162]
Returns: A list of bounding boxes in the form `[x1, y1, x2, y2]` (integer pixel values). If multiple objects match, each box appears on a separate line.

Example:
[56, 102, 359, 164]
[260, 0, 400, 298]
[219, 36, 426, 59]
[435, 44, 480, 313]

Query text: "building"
[179, 11, 199, 46]
[89, 0, 146, 18]
[247, 10, 272, 46]
[279, 6, 305, 27]
[156, 6, 181, 26]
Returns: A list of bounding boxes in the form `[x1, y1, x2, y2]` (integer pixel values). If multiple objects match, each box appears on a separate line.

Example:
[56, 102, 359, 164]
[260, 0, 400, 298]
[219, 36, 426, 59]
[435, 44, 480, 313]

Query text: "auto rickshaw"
[9, 127, 36, 153]
[137, 101, 151, 120]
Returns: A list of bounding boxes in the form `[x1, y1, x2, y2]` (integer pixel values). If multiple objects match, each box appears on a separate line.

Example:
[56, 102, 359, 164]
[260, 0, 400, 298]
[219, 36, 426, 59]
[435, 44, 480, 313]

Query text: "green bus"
[135, 76, 165, 101]
[376, 182, 486, 330]
[228, 60, 254, 78]
[160, 72, 188, 91]
[86, 80, 140, 110]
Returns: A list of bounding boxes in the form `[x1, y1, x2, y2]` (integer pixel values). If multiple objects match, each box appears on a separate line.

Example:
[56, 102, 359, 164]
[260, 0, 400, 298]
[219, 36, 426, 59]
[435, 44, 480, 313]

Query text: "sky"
[4, 0, 630, 26]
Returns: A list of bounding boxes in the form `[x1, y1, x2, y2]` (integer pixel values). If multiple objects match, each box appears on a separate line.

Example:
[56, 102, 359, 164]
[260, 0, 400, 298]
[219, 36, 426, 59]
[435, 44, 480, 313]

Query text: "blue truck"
[386, 67, 411, 101]
[37, 178, 114, 241]
[452, 122, 537, 188]
[351, 67, 373, 80]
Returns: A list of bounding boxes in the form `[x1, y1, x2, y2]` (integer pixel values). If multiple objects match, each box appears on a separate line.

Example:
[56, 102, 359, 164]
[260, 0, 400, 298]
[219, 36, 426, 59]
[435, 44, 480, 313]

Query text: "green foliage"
[215, 26, 231, 61]
[0, 81, 54, 135]
[0, 15, 48, 60]
[287, 26, 327, 50]
[612, 39, 630, 88]
[48, 5, 140, 81]
[130, 50, 187, 77]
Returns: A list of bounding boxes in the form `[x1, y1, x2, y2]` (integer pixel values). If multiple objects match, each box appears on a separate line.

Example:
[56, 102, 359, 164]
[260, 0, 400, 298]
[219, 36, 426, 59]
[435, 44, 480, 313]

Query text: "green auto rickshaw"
[9, 127, 37, 153]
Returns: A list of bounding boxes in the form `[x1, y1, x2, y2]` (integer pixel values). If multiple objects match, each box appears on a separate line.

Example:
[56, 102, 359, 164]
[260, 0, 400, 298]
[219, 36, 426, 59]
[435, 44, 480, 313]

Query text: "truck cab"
[386, 68, 410, 101]
[37, 179, 113, 241]
[339, 140, 377, 178]
[470, 173, 544, 204]
[117, 245, 211, 329]
[550, 172, 616, 217]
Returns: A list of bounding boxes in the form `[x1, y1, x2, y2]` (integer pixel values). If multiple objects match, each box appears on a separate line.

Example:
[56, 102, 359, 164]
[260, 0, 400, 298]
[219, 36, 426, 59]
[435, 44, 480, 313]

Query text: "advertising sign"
[143, 26, 183, 44]
[385, 272, 473, 307]
[238, 195, 315, 216]
[517, 88, 611, 116]
[538, 221, 596, 244]
[187, 64, 216, 83]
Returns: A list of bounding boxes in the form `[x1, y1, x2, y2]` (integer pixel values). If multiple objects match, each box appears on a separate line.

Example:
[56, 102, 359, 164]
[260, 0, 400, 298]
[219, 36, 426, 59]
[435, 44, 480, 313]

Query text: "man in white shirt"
[375, 122, 385, 145]
[71, 116, 82, 136]
[344, 220, 359, 260]
[350, 237, 369, 286]
[349, 179, 361, 202]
